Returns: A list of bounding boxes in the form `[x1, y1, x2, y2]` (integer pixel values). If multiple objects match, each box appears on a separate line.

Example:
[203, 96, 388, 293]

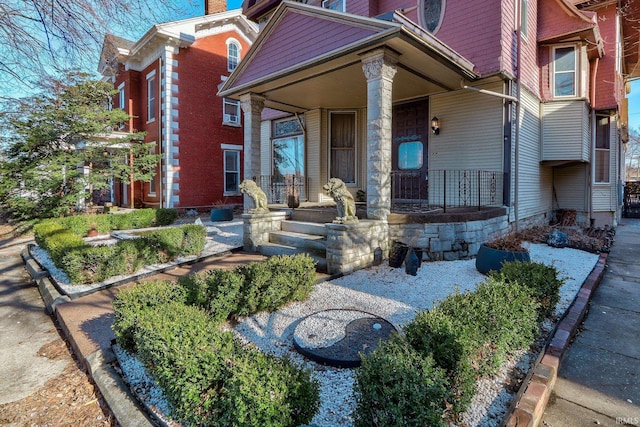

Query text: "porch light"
[431, 116, 440, 135]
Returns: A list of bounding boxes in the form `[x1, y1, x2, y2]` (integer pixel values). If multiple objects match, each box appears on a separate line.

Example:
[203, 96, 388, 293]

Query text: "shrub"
[109, 209, 156, 230]
[61, 245, 121, 284]
[181, 224, 206, 256]
[490, 261, 565, 321]
[404, 279, 539, 415]
[34, 221, 87, 266]
[138, 227, 185, 263]
[112, 281, 187, 353]
[134, 301, 237, 426]
[155, 208, 178, 226]
[236, 254, 316, 316]
[353, 334, 448, 427]
[217, 350, 320, 427]
[180, 268, 244, 322]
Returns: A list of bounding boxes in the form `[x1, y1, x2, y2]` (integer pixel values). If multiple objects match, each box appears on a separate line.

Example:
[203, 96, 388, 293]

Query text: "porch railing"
[258, 175, 308, 204]
[391, 169, 503, 212]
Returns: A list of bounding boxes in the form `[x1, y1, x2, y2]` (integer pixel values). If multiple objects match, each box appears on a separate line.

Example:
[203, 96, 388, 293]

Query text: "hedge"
[123, 296, 320, 426]
[61, 224, 207, 284]
[355, 271, 546, 423]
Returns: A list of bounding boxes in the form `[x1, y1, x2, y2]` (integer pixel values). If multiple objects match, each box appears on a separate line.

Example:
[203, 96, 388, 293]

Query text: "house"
[98, 1, 258, 209]
[217, 0, 639, 274]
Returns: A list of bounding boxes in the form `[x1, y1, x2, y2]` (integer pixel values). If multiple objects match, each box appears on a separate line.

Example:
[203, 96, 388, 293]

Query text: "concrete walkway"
[541, 218, 640, 427]
[0, 233, 71, 406]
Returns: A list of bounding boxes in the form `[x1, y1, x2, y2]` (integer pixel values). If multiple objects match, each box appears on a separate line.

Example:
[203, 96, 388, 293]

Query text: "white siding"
[260, 120, 271, 176]
[305, 109, 322, 202]
[518, 88, 553, 220]
[541, 100, 589, 162]
[429, 82, 504, 171]
[553, 163, 588, 211]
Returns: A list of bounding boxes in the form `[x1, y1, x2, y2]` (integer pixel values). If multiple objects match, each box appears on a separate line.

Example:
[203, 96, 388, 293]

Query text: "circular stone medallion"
[293, 309, 397, 368]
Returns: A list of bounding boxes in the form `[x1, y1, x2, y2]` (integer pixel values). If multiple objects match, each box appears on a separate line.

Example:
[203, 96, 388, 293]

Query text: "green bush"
[133, 301, 319, 426]
[353, 334, 448, 427]
[404, 279, 539, 415]
[61, 244, 121, 284]
[181, 224, 206, 256]
[138, 227, 185, 263]
[112, 281, 187, 353]
[155, 208, 178, 226]
[180, 268, 243, 322]
[236, 254, 316, 316]
[34, 221, 87, 265]
[490, 261, 565, 321]
[109, 209, 156, 230]
[216, 350, 320, 427]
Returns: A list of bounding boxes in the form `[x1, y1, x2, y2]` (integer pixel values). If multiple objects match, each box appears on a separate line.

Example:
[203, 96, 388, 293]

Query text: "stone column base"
[326, 220, 389, 275]
[242, 211, 288, 252]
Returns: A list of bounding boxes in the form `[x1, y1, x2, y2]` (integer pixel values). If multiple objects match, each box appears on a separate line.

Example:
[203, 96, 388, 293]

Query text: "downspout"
[589, 57, 599, 224]
[514, 0, 523, 232]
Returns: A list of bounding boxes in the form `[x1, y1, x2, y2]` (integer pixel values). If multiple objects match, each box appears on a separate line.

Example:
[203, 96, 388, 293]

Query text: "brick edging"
[502, 252, 608, 427]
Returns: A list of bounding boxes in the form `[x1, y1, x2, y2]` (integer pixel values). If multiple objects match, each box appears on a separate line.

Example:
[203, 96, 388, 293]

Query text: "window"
[224, 150, 241, 194]
[148, 144, 157, 196]
[273, 118, 304, 181]
[398, 141, 424, 170]
[520, 0, 528, 38]
[421, 0, 445, 33]
[146, 70, 156, 122]
[227, 40, 240, 72]
[223, 98, 240, 125]
[553, 46, 576, 97]
[117, 82, 125, 129]
[329, 112, 356, 184]
[595, 115, 610, 183]
[322, 0, 345, 12]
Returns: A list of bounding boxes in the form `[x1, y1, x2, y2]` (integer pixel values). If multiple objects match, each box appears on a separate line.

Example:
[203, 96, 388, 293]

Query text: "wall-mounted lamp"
[431, 116, 440, 135]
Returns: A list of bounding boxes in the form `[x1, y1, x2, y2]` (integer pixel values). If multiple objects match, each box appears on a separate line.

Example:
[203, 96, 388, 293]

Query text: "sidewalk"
[541, 218, 640, 426]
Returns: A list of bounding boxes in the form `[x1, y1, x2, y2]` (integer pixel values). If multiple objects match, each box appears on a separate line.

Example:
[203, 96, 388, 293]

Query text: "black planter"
[287, 195, 300, 209]
[475, 243, 530, 275]
[388, 241, 409, 268]
[405, 248, 419, 276]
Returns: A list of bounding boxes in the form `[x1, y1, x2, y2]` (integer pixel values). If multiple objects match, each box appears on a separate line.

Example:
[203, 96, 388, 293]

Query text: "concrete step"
[281, 220, 327, 236]
[257, 243, 327, 272]
[269, 230, 326, 254]
[290, 208, 337, 223]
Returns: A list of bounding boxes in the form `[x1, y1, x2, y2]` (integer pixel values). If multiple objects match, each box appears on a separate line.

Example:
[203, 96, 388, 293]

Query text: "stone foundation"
[242, 211, 287, 252]
[389, 214, 510, 262]
[326, 220, 389, 275]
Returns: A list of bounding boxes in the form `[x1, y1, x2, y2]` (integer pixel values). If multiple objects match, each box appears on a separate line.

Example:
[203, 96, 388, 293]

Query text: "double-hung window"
[223, 147, 241, 194]
[147, 70, 156, 122]
[227, 40, 240, 72]
[223, 98, 240, 125]
[117, 82, 125, 129]
[595, 115, 610, 183]
[553, 46, 576, 97]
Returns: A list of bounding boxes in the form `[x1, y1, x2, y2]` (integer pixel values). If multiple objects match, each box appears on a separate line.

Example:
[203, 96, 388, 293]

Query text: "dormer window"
[227, 39, 241, 72]
[553, 46, 577, 97]
[322, 0, 345, 12]
[421, 0, 445, 33]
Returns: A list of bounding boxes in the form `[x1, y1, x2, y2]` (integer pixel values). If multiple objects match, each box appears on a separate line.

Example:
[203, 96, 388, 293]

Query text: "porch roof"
[218, 1, 478, 113]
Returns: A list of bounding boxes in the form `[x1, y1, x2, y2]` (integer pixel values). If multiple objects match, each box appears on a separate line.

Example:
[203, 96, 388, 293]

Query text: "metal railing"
[391, 169, 503, 212]
[258, 175, 308, 204]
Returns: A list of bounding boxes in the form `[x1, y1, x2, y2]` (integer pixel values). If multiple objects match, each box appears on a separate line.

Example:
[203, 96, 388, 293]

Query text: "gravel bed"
[30, 220, 243, 297]
[115, 243, 598, 427]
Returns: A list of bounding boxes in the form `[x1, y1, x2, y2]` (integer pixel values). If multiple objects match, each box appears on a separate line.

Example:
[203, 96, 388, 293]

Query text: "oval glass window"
[422, 0, 445, 33]
[398, 141, 423, 170]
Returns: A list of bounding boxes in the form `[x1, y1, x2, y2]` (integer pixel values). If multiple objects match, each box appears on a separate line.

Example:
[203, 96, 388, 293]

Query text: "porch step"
[269, 230, 326, 256]
[290, 208, 337, 224]
[281, 220, 327, 236]
[258, 242, 327, 272]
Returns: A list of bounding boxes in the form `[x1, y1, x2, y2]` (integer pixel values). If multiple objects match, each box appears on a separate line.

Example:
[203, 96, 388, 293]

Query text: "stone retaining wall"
[242, 211, 288, 252]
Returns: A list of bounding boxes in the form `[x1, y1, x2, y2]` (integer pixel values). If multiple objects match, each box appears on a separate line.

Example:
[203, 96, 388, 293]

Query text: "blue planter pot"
[475, 243, 530, 275]
[210, 208, 233, 222]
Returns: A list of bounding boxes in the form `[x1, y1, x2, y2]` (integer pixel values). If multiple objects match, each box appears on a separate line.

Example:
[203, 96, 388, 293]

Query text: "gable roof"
[219, 1, 477, 110]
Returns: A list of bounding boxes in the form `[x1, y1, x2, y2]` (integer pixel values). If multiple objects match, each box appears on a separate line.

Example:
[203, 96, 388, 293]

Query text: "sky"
[629, 80, 640, 133]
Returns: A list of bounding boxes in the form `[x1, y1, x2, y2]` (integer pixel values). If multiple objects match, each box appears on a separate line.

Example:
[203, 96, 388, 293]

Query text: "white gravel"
[30, 220, 243, 297]
[114, 242, 599, 427]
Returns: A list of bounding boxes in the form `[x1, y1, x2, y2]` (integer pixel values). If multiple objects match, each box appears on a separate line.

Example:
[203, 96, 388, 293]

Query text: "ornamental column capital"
[239, 93, 266, 115]
[360, 48, 399, 81]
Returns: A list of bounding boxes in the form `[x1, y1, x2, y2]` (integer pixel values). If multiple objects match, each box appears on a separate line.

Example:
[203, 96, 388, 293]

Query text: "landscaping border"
[501, 252, 607, 427]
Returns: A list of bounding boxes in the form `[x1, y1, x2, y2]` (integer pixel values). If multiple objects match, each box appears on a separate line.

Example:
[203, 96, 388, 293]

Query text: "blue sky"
[629, 80, 640, 133]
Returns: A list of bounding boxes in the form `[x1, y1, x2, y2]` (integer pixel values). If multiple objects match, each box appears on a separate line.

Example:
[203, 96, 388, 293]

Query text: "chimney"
[205, 0, 227, 14]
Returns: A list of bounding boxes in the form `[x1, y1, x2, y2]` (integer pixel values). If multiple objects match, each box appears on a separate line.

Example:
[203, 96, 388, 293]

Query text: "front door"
[392, 99, 429, 201]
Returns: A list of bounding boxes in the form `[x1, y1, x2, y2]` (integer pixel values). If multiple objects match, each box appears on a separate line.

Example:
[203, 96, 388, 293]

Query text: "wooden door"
[392, 99, 429, 201]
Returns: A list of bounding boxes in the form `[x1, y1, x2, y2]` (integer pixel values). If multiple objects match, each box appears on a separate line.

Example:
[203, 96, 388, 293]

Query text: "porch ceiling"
[218, 2, 477, 113]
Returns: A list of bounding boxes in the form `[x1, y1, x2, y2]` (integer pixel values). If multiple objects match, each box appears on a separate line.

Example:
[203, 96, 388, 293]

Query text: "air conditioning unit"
[224, 114, 239, 124]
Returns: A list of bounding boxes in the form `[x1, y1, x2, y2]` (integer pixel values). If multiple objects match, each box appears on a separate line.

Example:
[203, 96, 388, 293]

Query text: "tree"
[0, 1, 199, 101]
[626, 128, 640, 180]
[0, 73, 159, 219]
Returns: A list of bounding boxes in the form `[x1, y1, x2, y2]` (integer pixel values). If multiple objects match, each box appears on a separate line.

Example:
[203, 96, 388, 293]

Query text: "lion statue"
[239, 179, 269, 214]
[323, 178, 358, 224]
